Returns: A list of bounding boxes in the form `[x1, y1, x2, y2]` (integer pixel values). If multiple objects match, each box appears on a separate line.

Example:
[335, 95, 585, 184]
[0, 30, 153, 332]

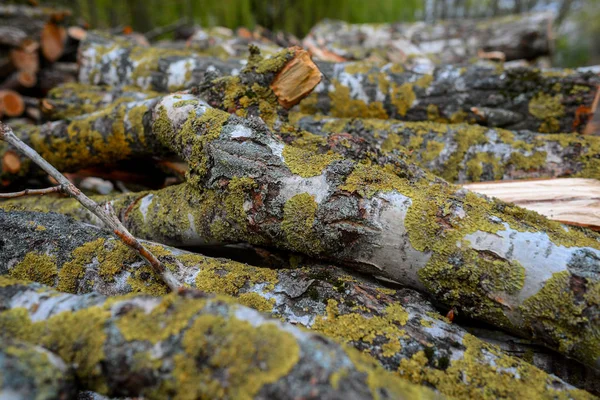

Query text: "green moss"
[520, 271, 599, 366]
[237, 292, 275, 313]
[281, 193, 322, 255]
[170, 306, 300, 400]
[192, 257, 278, 296]
[466, 153, 503, 182]
[9, 253, 57, 286]
[390, 82, 415, 116]
[340, 163, 407, 198]
[329, 81, 388, 119]
[528, 92, 565, 133]
[0, 306, 109, 392]
[282, 145, 341, 177]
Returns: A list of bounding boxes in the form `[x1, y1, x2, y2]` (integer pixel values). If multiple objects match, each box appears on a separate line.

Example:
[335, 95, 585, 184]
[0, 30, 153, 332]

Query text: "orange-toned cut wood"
[18, 70, 37, 88]
[2, 151, 21, 174]
[10, 48, 39, 72]
[0, 90, 25, 117]
[584, 86, 600, 135]
[41, 22, 67, 62]
[67, 26, 87, 41]
[270, 47, 322, 109]
[463, 178, 600, 230]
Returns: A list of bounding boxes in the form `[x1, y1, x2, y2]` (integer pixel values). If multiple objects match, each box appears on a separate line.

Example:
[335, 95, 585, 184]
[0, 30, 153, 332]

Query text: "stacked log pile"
[2, 6, 600, 400]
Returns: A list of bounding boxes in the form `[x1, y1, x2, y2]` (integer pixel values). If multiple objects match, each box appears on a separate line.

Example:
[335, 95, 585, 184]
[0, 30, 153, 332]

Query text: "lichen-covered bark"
[0, 278, 438, 400]
[186, 26, 284, 58]
[78, 32, 246, 92]
[42, 83, 161, 120]
[291, 114, 600, 183]
[303, 13, 552, 63]
[0, 209, 595, 399]
[0, 339, 75, 400]
[0, 97, 165, 185]
[5, 94, 600, 371]
[296, 61, 599, 133]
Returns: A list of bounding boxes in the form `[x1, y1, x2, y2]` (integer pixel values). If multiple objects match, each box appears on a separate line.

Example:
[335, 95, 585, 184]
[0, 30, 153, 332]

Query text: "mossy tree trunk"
[5, 91, 600, 372]
[0, 208, 597, 398]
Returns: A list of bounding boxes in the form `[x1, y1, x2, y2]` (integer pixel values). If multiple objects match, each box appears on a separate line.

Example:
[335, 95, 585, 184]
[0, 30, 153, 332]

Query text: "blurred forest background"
[14, 0, 600, 68]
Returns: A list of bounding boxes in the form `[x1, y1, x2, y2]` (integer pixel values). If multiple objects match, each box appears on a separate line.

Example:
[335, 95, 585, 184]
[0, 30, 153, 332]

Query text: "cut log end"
[10, 47, 39, 73]
[41, 22, 67, 62]
[2, 151, 21, 174]
[0, 90, 25, 117]
[270, 47, 322, 109]
[584, 86, 600, 135]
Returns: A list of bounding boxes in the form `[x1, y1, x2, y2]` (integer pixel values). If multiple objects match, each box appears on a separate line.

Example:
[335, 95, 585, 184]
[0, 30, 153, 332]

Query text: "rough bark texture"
[42, 82, 160, 120]
[302, 13, 553, 64]
[296, 61, 600, 134]
[186, 26, 284, 58]
[0, 208, 595, 398]
[0, 277, 439, 400]
[78, 32, 245, 92]
[291, 114, 600, 183]
[0, 339, 75, 400]
[4, 93, 600, 371]
[77, 32, 600, 134]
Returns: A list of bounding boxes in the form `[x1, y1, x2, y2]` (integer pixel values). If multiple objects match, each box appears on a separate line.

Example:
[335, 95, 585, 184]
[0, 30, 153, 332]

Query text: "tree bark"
[4, 93, 600, 371]
[296, 61, 600, 134]
[0, 339, 75, 400]
[302, 12, 553, 64]
[291, 114, 600, 183]
[0, 277, 438, 400]
[0, 208, 595, 398]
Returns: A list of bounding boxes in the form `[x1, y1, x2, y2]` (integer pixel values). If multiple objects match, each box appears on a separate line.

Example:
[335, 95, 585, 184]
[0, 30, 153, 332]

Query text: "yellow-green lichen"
[9, 253, 57, 286]
[528, 92, 565, 133]
[340, 163, 407, 198]
[466, 152, 503, 182]
[330, 81, 388, 119]
[237, 292, 275, 313]
[281, 193, 321, 255]
[282, 145, 341, 177]
[390, 82, 415, 116]
[168, 306, 300, 400]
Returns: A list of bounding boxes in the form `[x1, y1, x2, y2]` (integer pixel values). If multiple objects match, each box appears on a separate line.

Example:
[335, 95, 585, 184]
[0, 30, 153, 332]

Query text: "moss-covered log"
[0, 208, 595, 399]
[296, 61, 600, 133]
[303, 13, 553, 64]
[291, 114, 600, 183]
[42, 83, 160, 120]
[78, 32, 246, 91]
[0, 339, 75, 400]
[0, 97, 165, 186]
[0, 277, 440, 400]
[5, 94, 600, 371]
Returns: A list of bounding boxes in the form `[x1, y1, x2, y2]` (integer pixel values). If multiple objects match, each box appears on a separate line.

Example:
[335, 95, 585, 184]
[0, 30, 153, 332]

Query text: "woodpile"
[1, 4, 600, 400]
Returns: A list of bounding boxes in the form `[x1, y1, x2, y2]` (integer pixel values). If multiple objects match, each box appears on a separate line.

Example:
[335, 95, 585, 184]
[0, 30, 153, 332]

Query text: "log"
[9, 45, 39, 72]
[0, 208, 595, 398]
[463, 178, 600, 230]
[5, 93, 600, 371]
[0, 89, 25, 116]
[291, 114, 600, 183]
[40, 20, 67, 62]
[78, 32, 244, 91]
[296, 61, 600, 134]
[186, 26, 284, 58]
[42, 83, 160, 120]
[0, 277, 437, 400]
[0, 69, 37, 91]
[0, 339, 75, 400]
[303, 13, 553, 64]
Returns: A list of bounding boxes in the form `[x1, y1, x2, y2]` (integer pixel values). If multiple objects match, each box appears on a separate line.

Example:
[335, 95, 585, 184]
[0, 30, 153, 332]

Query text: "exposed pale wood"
[9, 46, 39, 72]
[1, 150, 20, 174]
[463, 178, 600, 230]
[270, 47, 321, 108]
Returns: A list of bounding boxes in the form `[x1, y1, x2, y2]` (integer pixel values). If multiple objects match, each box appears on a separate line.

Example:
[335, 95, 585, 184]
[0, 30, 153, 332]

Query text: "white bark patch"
[228, 124, 253, 139]
[266, 139, 285, 162]
[139, 194, 154, 223]
[10, 290, 82, 322]
[110, 297, 161, 317]
[232, 302, 313, 341]
[166, 60, 194, 90]
[464, 224, 599, 302]
[279, 174, 330, 204]
[360, 192, 431, 289]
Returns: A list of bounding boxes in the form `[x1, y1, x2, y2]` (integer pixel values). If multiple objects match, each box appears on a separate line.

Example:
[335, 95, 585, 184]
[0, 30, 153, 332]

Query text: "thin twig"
[0, 185, 63, 199]
[0, 122, 181, 292]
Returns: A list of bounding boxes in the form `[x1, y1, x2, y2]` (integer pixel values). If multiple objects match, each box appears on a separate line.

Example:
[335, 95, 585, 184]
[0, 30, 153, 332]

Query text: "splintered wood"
[270, 47, 322, 108]
[464, 178, 600, 230]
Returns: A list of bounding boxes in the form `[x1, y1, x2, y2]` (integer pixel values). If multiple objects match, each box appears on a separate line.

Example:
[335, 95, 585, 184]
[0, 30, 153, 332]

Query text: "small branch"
[0, 185, 63, 199]
[0, 122, 180, 292]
